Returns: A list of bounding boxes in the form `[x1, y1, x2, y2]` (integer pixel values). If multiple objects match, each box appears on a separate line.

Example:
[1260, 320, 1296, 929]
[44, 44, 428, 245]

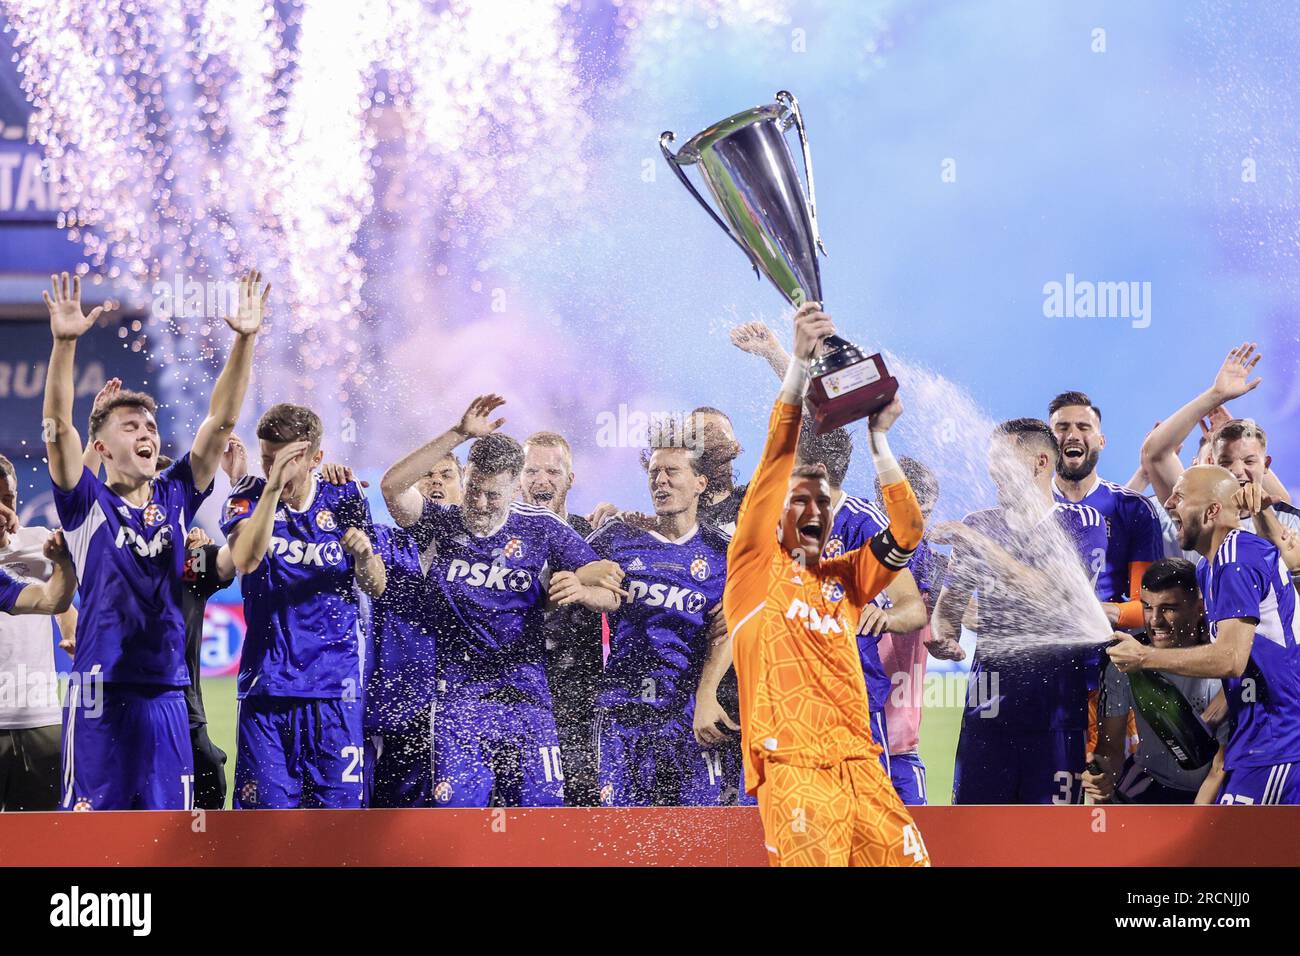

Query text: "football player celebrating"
[43, 269, 265, 810]
[590, 439, 732, 805]
[1049, 391, 1163, 631]
[724, 302, 929, 867]
[223, 404, 386, 808]
[1109, 466, 1300, 804]
[380, 396, 622, 806]
[933, 419, 1108, 805]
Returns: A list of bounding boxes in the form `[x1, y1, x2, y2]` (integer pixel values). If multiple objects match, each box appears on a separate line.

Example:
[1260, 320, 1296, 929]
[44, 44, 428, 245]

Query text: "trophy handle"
[775, 90, 828, 257]
[659, 130, 762, 280]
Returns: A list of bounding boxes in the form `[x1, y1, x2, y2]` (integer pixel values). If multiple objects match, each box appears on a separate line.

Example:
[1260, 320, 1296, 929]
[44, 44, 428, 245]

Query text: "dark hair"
[876, 455, 939, 507]
[797, 419, 853, 489]
[257, 403, 324, 448]
[427, 454, 463, 479]
[791, 462, 830, 483]
[467, 433, 524, 478]
[1141, 558, 1199, 596]
[1212, 418, 1268, 451]
[994, 417, 1060, 456]
[1047, 390, 1101, 423]
[89, 389, 157, 439]
[155, 454, 175, 472]
[0, 454, 15, 487]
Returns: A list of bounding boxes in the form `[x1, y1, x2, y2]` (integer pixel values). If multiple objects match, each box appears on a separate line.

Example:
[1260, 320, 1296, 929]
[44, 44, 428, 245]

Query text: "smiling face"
[1213, 434, 1269, 488]
[780, 472, 834, 566]
[1049, 404, 1104, 481]
[521, 444, 572, 514]
[96, 404, 161, 484]
[647, 447, 707, 519]
[1141, 585, 1203, 649]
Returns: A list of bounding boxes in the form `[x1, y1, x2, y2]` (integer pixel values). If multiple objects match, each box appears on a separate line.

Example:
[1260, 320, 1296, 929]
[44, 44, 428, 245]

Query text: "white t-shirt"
[0, 525, 63, 729]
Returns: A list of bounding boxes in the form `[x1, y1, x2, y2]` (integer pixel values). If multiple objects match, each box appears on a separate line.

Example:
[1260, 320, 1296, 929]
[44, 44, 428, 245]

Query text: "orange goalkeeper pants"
[756, 758, 931, 867]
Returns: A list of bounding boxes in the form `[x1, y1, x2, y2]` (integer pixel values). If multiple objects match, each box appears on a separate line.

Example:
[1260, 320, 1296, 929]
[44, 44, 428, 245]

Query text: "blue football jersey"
[1053, 477, 1162, 602]
[364, 523, 439, 732]
[590, 519, 730, 715]
[0, 567, 24, 612]
[221, 474, 372, 699]
[411, 499, 598, 704]
[824, 494, 893, 714]
[55, 454, 211, 685]
[1198, 529, 1300, 770]
[952, 502, 1108, 731]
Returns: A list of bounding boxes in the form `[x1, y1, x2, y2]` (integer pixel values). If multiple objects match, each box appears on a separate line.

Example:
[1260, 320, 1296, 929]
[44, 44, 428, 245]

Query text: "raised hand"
[321, 462, 369, 488]
[791, 301, 836, 361]
[266, 440, 312, 492]
[868, 394, 904, 433]
[1210, 343, 1262, 402]
[587, 502, 621, 530]
[44, 272, 110, 341]
[225, 269, 271, 337]
[1231, 482, 1270, 517]
[455, 394, 506, 439]
[730, 321, 781, 357]
[221, 434, 249, 483]
[91, 377, 122, 416]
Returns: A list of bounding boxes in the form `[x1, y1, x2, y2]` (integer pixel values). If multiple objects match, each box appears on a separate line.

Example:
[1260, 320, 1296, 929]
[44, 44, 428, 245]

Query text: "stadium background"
[0, 1, 1298, 807]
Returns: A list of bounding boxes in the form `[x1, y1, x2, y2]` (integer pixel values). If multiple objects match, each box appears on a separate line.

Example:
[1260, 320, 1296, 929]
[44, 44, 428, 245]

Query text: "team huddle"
[1, 269, 1299, 865]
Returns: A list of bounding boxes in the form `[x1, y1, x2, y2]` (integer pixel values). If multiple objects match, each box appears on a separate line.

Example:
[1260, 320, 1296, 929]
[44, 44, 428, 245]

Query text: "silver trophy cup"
[661, 90, 897, 433]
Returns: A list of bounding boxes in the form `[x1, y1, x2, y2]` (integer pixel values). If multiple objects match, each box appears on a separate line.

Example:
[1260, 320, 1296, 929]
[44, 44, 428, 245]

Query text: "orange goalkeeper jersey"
[724, 399, 924, 794]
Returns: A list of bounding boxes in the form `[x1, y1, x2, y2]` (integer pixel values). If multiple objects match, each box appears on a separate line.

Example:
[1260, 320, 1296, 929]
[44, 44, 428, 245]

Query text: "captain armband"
[868, 526, 915, 571]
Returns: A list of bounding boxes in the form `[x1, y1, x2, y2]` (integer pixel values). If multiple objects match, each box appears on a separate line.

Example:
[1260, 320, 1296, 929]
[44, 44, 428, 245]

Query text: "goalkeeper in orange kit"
[724, 302, 931, 867]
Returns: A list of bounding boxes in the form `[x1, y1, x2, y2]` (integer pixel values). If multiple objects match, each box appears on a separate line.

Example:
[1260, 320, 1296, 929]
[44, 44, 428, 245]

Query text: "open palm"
[44, 272, 107, 341]
[1213, 343, 1262, 400]
[457, 394, 506, 438]
[225, 269, 271, 336]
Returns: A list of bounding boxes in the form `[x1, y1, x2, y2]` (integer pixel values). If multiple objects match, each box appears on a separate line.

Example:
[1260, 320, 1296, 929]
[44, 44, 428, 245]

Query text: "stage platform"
[2, 806, 1297, 866]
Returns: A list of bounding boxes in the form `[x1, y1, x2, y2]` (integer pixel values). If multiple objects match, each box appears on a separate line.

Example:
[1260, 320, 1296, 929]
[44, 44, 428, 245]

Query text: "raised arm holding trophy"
[660, 90, 898, 433]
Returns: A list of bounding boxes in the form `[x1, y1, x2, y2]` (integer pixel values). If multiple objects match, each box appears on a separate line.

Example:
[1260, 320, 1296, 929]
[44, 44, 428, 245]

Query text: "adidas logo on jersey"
[626, 580, 707, 614]
[785, 598, 843, 635]
[114, 524, 171, 558]
[446, 559, 533, 593]
[268, 536, 345, 567]
[627, 557, 647, 571]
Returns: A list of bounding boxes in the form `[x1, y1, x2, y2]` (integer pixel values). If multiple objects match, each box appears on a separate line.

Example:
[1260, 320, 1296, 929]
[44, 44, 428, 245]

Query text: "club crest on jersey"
[822, 579, 845, 602]
[225, 498, 251, 522]
[690, 556, 710, 582]
[72, 797, 93, 812]
[316, 509, 338, 532]
[434, 780, 453, 803]
[503, 537, 525, 560]
[446, 558, 534, 593]
[599, 783, 614, 805]
[142, 502, 167, 528]
[240, 780, 258, 806]
[823, 537, 845, 559]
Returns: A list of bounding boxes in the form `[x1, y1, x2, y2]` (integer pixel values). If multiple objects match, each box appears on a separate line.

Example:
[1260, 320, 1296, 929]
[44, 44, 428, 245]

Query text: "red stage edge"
[2, 806, 1298, 866]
